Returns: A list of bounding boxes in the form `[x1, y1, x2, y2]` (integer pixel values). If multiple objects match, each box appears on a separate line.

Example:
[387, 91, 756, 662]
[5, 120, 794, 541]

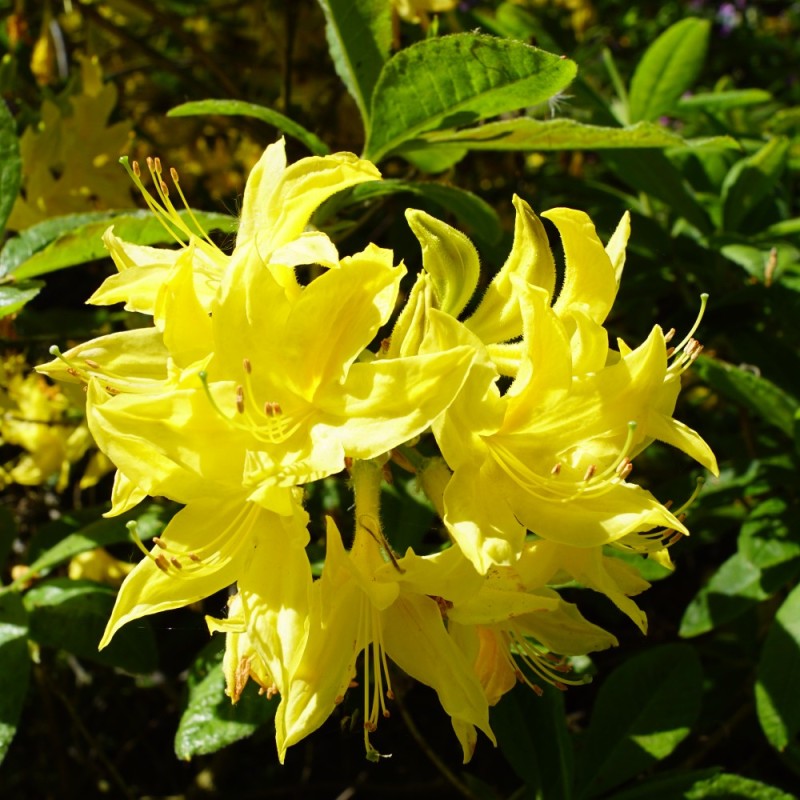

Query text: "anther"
[154, 554, 170, 573]
[235, 385, 245, 414]
[364, 722, 377, 733]
[334, 695, 344, 705]
[383, 710, 391, 719]
[170, 166, 179, 183]
[554, 682, 567, 692]
[152, 536, 168, 549]
[105, 385, 119, 395]
[154, 156, 162, 174]
[146, 156, 154, 171]
[264, 401, 282, 417]
[170, 557, 183, 570]
[386, 690, 394, 700]
[67, 367, 79, 377]
[243, 358, 251, 373]
[550, 462, 561, 476]
[160, 179, 169, 197]
[132, 160, 141, 177]
[188, 553, 201, 562]
[664, 327, 676, 343]
[84, 358, 100, 369]
[583, 464, 597, 481]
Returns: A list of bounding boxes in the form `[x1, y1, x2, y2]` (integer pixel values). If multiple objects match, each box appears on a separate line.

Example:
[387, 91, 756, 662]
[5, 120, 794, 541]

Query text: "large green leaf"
[676, 89, 772, 113]
[684, 773, 796, 800]
[574, 644, 703, 799]
[6, 209, 236, 280]
[721, 137, 789, 232]
[493, 682, 574, 800]
[316, 178, 502, 245]
[601, 149, 711, 233]
[0, 99, 21, 235]
[679, 552, 800, 638]
[364, 34, 576, 162]
[756, 583, 800, 753]
[422, 119, 686, 150]
[738, 497, 800, 571]
[0, 592, 30, 766]
[0, 280, 43, 319]
[175, 638, 277, 759]
[168, 100, 330, 156]
[23, 578, 157, 673]
[316, 0, 391, 127]
[693, 355, 799, 439]
[628, 18, 711, 123]
[0, 211, 119, 276]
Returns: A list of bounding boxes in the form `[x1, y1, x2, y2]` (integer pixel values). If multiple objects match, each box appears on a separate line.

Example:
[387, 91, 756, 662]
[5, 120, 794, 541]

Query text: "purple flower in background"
[717, 2, 743, 35]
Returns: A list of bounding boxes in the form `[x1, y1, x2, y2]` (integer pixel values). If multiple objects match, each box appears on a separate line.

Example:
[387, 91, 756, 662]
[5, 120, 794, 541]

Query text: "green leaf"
[756, 583, 800, 752]
[693, 355, 799, 439]
[316, 178, 502, 245]
[493, 682, 574, 800]
[605, 769, 721, 800]
[23, 503, 169, 579]
[738, 497, 800, 570]
[421, 119, 686, 150]
[0, 211, 119, 277]
[175, 638, 277, 759]
[574, 644, 703, 799]
[168, 100, 330, 156]
[628, 18, 711, 123]
[0, 99, 21, 235]
[676, 89, 772, 112]
[7, 209, 236, 281]
[23, 578, 157, 673]
[601, 149, 711, 233]
[684, 773, 796, 800]
[0, 280, 43, 319]
[721, 137, 790, 232]
[0, 592, 30, 766]
[316, 0, 391, 127]
[364, 34, 576, 162]
[679, 552, 800, 638]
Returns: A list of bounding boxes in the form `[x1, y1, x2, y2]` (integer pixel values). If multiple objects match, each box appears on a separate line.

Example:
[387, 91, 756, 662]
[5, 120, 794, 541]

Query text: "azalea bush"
[1, 1, 799, 798]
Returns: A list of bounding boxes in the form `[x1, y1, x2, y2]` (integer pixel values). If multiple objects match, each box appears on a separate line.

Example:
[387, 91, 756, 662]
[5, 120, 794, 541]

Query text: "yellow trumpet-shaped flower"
[99, 486, 310, 650]
[277, 461, 494, 763]
[392, 198, 630, 377]
[89, 138, 381, 315]
[421, 276, 716, 573]
[446, 551, 619, 707]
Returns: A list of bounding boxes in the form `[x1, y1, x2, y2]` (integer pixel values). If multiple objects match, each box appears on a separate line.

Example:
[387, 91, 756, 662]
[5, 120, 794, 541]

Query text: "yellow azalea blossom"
[420, 277, 716, 572]
[393, 198, 630, 377]
[89, 138, 380, 315]
[68, 547, 135, 587]
[208, 594, 280, 703]
[0, 356, 102, 491]
[393, 0, 457, 24]
[442, 542, 618, 747]
[99, 486, 310, 650]
[277, 461, 494, 763]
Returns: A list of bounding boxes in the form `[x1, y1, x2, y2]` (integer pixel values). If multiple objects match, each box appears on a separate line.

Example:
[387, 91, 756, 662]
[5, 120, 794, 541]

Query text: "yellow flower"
[68, 548, 135, 587]
[277, 461, 493, 763]
[393, 0, 457, 24]
[99, 486, 310, 650]
[394, 198, 630, 377]
[89, 138, 381, 315]
[0, 355, 102, 491]
[417, 258, 716, 572]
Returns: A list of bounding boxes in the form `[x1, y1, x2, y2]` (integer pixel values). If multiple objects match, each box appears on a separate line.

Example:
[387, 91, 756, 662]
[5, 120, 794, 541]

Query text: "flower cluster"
[38, 140, 716, 763]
